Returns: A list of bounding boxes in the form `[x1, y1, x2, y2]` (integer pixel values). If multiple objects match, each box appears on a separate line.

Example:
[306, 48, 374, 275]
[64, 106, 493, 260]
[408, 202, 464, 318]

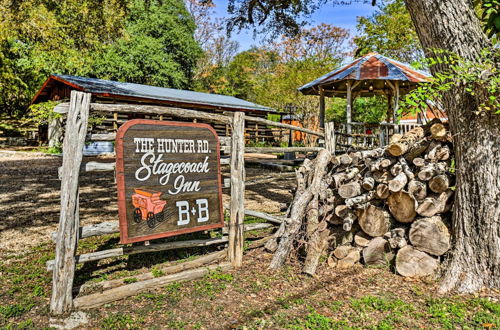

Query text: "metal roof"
[34, 74, 273, 113]
[299, 53, 431, 95]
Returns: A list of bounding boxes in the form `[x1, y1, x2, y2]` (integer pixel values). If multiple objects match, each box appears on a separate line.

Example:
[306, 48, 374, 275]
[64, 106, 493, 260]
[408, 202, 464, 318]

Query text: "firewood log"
[435, 145, 450, 161]
[333, 167, 360, 187]
[380, 158, 397, 168]
[342, 211, 357, 231]
[354, 231, 371, 247]
[344, 167, 360, 181]
[412, 157, 426, 167]
[407, 179, 427, 200]
[363, 237, 394, 266]
[387, 191, 417, 223]
[330, 226, 355, 246]
[388, 236, 407, 249]
[303, 225, 331, 275]
[429, 174, 450, 193]
[399, 158, 415, 180]
[327, 254, 337, 268]
[360, 148, 384, 159]
[339, 153, 352, 165]
[416, 190, 454, 217]
[324, 212, 343, 225]
[387, 127, 425, 156]
[389, 134, 403, 144]
[333, 245, 355, 259]
[388, 172, 408, 192]
[375, 184, 390, 199]
[392, 227, 405, 238]
[417, 162, 447, 181]
[390, 163, 403, 176]
[357, 204, 390, 237]
[373, 170, 393, 184]
[334, 205, 349, 218]
[425, 142, 441, 162]
[387, 228, 407, 249]
[404, 139, 430, 161]
[430, 123, 447, 139]
[409, 216, 450, 256]
[296, 158, 313, 195]
[339, 182, 362, 199]
[370, 159, 383, 172]
[396, 246, 439, 277]
[362, 172, 375, 190]
[345, 191, 376, 208]
[349, 152, 362, 165]
[337, 249, 361, 269]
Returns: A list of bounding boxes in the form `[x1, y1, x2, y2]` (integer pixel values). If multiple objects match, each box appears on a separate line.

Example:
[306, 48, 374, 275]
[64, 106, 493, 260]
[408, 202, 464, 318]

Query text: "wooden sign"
[116, 119, 223, 244]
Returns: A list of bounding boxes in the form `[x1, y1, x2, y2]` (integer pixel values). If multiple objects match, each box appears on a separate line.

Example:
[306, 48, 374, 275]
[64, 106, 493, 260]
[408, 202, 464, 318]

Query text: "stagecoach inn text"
[133, 138, 212, 194]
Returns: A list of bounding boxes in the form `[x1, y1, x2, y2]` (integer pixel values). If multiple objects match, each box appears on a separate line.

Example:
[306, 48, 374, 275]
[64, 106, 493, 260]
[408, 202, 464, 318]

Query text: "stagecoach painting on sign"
[116, 119, 224, 244]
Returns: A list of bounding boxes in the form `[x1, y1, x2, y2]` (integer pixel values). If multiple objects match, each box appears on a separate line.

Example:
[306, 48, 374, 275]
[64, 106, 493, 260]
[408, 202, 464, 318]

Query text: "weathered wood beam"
[319, 87, 325, 128]
[75, 250, 228, 294]
[229, 112, 245, 268]
[224, 112, 324, 137]
[245, 147, 323, 154]
[324, 122, 336, 154]
[73, 263, 232, 309]
[50, 221, 276, 243]
[54, 102, 232, 125]
[346, 80, 353, 145]
[50, 91, 91, 315]
[47, 237, 229, 271]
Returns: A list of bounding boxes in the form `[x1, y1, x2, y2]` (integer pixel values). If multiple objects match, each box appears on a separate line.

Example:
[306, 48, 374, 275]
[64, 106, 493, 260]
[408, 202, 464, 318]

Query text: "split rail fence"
[48, 91, 330, 315]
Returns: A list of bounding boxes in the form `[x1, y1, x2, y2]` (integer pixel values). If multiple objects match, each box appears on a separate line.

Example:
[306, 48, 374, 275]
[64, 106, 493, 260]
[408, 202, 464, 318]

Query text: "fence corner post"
[229, 112, 245, 267]
[324, 122, 335, 155]
[50, 91, 90, 315]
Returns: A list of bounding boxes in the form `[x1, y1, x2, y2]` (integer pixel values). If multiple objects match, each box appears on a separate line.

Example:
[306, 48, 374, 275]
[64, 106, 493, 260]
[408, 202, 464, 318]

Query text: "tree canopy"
[0, 0, 201, 116]
[354, 0, 423, 64]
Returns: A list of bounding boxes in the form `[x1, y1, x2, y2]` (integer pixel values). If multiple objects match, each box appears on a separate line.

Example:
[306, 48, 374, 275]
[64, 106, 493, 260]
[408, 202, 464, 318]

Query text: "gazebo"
[298, 53, 431, 132]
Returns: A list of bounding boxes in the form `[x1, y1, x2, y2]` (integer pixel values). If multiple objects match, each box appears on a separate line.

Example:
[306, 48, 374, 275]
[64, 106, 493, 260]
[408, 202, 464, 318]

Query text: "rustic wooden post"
[50, 91, 90, 315]
[48, 116, 63, 148]
[324, 122, 335, 155]
[393, 81, 400, 133]
[346, 81, 353, 145]
[319, 87, 325, 128]
[379, 126, 386, 147]
[229, 112, 245, 267]
[113, 112, 118, 130]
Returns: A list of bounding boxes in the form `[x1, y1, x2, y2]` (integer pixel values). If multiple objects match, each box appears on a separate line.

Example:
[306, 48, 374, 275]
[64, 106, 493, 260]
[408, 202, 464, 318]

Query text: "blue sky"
[212, 0, 378, 52]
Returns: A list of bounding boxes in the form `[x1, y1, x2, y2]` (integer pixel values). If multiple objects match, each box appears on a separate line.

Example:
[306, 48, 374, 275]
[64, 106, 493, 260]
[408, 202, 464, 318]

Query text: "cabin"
[32, 75, 280, 147]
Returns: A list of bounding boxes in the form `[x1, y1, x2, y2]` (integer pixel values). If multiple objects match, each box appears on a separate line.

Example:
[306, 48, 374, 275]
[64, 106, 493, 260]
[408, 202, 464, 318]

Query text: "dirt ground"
[0, 150, 295, 256]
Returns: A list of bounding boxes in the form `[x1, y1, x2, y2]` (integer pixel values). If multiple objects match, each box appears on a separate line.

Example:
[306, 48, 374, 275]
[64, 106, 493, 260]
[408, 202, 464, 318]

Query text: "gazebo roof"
[299, 53, 431, 96]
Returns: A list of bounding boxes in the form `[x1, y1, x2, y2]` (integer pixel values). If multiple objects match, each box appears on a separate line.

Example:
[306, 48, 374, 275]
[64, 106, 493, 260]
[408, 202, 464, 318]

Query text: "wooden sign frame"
[115, 119, 224, 244]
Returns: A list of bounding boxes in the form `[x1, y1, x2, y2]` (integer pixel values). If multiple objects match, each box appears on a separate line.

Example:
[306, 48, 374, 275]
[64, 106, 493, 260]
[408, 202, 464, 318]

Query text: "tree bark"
[405, 0, 499, 293]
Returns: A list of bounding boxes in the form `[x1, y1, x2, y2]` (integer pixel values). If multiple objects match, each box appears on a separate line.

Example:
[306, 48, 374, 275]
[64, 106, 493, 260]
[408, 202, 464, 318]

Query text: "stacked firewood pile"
[266, 121, 454, 277]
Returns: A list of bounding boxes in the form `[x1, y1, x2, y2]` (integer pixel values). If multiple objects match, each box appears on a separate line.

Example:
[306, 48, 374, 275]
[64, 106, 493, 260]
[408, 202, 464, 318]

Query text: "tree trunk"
[405, 0, 499, 293]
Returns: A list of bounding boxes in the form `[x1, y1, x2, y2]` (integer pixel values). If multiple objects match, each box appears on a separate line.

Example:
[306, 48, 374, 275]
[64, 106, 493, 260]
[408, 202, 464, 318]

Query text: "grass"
[1, 239, 499, 329]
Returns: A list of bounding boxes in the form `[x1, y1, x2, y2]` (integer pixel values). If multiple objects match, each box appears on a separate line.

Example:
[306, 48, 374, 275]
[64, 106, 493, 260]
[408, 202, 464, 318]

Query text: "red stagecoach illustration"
[131, 189, 167, 228]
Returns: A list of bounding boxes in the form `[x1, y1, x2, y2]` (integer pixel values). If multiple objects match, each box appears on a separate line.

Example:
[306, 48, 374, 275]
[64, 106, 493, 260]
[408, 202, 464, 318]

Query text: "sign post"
[115, 119, 223, 244]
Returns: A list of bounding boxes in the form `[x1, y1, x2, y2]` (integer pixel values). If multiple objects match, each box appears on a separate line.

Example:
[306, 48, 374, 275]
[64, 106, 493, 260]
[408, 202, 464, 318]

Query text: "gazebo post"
[393, 81, 400, 132]
[319, 87, 325, 128]
[346, 80, 352, 145]
[386, 93, 393, 123]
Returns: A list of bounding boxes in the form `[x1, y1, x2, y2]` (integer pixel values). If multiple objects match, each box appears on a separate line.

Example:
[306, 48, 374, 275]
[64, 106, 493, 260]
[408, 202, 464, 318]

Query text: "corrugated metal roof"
[39, 74, 273, 113]
[299, 53, 431, 95]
